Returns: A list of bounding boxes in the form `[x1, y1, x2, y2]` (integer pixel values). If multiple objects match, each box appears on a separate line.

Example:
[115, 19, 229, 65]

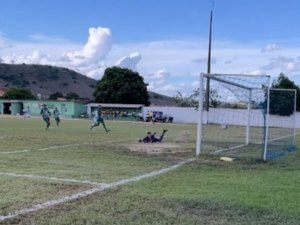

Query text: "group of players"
[40, 104, 167, 143]
[40, 104, 109, 132]
[40, 104, 61, 129]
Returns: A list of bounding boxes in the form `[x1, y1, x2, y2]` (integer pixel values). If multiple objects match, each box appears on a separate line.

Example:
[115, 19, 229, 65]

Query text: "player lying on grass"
[90, 105, 110, 132]
[139, 129, 168, 143]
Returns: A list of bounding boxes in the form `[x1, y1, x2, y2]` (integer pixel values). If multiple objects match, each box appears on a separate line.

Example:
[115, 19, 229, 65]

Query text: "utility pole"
[205, 2, 214, 111]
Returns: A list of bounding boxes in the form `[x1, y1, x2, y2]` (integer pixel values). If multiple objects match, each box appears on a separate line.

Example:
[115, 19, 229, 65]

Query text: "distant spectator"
[23, 106, 31, 120]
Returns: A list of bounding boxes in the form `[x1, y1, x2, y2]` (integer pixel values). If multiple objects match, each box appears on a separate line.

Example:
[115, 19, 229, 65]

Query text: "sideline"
[0, 158, 194, 222]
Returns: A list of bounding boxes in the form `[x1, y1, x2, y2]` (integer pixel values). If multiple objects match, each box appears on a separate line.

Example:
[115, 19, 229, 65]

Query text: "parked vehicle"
[145, 111, 173, 123]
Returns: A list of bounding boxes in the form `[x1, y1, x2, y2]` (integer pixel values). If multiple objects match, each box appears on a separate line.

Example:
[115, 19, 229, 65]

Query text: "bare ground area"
[126, 143, 187, 154]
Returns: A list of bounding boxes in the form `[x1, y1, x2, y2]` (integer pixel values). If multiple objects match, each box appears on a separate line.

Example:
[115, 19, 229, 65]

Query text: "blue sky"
[1, 0, 300, 96]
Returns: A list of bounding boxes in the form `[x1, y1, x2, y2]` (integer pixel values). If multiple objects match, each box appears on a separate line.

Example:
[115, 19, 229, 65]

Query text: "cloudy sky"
[1, 0, 300, 97]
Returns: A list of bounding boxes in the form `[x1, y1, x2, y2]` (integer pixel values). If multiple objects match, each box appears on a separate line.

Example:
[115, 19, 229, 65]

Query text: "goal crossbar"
[197, 73, 271, 160]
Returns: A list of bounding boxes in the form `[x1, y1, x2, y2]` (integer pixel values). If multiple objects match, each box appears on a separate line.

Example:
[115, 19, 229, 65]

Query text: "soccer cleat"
[106, 129, 110, 133]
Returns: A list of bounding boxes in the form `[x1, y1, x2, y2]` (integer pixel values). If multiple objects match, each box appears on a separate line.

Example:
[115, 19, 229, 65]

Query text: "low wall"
[143, 107, 299, 128]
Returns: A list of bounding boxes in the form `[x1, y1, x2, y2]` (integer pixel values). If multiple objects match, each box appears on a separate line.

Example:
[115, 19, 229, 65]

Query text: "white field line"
[211, 132, 300, 155]
[0, 158, 194, 222]
[267, 131, 300, 143]
[0, 135, 173, 155]
[0, 149, 31, 154]
[212, 144, 248, 155]
[38, 144, 80, 151]
[0, 172, 106, 186]
[0, 144, 80, 154]
[0, 140, 130, 154]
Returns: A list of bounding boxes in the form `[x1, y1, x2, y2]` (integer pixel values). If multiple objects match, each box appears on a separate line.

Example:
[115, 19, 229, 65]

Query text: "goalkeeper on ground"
[90, 105, 110, 132]
[40, 104, 51, 129]
[139, 129, 168, 143]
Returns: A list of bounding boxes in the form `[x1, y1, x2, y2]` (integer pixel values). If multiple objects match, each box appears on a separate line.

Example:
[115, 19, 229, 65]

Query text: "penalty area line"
[0, 137, 148, 155]
[0, 144, 80, 154]
[0, 158, 194, 222]
[0, 172, 106, 186]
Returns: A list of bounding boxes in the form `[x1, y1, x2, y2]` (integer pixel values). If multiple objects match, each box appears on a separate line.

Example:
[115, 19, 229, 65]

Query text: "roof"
[86, 103, 144, 109]
[0, 87, 7, 97]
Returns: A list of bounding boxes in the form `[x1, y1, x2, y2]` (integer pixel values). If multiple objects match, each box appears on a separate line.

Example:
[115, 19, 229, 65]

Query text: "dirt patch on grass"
[175, 130, 191, 143]
[127, 143, 187, 154]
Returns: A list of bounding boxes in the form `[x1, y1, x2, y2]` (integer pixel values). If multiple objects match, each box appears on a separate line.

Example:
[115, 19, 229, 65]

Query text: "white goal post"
[196, 73, 297, 161]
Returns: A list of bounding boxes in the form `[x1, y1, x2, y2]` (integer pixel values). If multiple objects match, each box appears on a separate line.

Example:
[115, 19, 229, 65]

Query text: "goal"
[196, 73, 296, 161]
[266, 88, 297, 159]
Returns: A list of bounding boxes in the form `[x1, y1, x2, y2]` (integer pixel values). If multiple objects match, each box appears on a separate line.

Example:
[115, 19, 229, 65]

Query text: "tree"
[66, 92, 80, 100]
[271, 73, 300, 113]
[174, 91, 198, 107]
[269, 90, 295, 116]
[49, 92, 64, 100]
[174, 88, 220, 109]
[2, 88, 36, 100]
[93, 67, 150, 105]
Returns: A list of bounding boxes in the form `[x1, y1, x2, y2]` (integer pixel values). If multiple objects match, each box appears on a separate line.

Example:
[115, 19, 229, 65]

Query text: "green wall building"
[0, 100, 86, 118]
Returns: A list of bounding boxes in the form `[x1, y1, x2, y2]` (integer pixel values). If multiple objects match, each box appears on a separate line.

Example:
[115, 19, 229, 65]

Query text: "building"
[0, 99, 86, 118]
[86, 103, 143, 120]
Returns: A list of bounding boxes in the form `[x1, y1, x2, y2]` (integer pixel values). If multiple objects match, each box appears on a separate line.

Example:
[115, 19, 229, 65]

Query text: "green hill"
[0, 63, 96, 100]
[0, 63, 176, 105]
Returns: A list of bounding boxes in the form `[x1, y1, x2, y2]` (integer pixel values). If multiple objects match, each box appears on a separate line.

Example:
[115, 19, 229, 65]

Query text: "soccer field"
[0, 116, 299, 225]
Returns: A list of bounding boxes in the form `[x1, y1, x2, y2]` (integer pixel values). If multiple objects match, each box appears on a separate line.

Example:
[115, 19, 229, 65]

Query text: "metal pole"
[263, 88, 270, 161]
[293, 90, 297, 145]
[196, 73, 205, 156]
[205, 9, 213, 111]
[246, 90, 252, 145]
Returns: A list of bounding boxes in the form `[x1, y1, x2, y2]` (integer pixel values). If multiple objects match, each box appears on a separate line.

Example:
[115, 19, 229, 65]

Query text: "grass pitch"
[0, 116, 299, 225]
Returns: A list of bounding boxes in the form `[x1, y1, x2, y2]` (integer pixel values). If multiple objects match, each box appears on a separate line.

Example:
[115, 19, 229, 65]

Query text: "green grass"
[0, 116, 299, 225]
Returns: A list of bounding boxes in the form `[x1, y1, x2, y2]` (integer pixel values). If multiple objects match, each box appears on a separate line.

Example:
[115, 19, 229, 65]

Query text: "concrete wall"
[143, 106, 299, 128]
[143, 106, 199, 124]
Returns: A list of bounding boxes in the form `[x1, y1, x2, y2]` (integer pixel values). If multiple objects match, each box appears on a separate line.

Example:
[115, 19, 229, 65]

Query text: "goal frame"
[196, 72, 272, 160]
[264, 88, 297, 160]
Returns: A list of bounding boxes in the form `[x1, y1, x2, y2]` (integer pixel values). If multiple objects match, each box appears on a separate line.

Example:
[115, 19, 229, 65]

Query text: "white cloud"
[65, 27, 112, 66]
[2, 28, 300, 96]
[0, 26, 112, 79]
[261, 43, 281, 52]
[260, 56, 300, 73]
[114, 52, 141, 69]
[0, 35, 11, 49]
[192, 57, 216, 65]
[146, 69, 170, 80]
[224, 59, 232, 64]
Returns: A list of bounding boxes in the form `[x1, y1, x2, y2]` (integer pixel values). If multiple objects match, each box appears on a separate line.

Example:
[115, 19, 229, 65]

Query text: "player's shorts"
[43, 117, 50, 123]
[97, 117, 104, 123]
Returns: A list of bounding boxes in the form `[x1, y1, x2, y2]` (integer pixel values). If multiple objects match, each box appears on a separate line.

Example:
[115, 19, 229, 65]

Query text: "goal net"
[265, 89, 297, 159]
[196, 73, 296, 161]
